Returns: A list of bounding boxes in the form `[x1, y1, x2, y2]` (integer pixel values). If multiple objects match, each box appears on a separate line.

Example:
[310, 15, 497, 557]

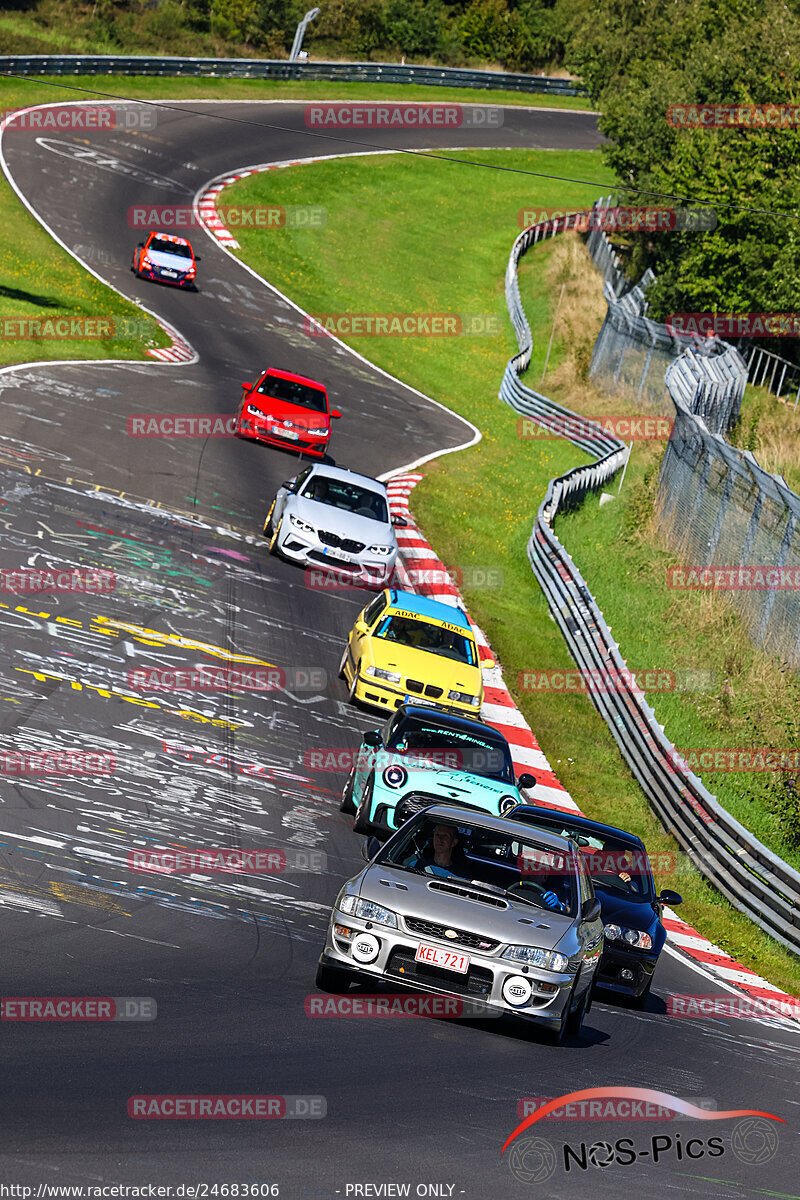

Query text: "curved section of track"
[0, 100, 796, 1193]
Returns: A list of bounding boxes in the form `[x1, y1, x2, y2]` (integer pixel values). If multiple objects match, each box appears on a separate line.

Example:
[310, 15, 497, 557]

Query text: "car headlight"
[245, 404, 263, 417]
[382, 765, 408, 789]
[307, 426, 328, 436]
[604, 925, 653, 950]
[369, 545, 394, 555]
[289, 514, 315, 533]
[498, 795, 519, 816]
[502, 946, 569, 972]
[448, 690, 480, 705]
[365, 666, 401, 683]
[338, 895, 397, 929]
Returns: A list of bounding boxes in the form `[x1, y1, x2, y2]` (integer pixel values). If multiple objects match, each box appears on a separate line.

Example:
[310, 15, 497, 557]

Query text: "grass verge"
[219, 151, 800, 993]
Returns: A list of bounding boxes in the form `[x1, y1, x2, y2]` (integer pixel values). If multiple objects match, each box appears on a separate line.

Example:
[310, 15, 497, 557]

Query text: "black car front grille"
[386, 947, 493, 997]
[405, 679, 424, 693]
[319, 530, 365, 555]
[404, 917, 499, 952]
[424, 685, 443, 699]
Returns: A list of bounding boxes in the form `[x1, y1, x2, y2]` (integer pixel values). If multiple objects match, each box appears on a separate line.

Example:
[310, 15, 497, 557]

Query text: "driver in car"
[403, 824, 468, 880]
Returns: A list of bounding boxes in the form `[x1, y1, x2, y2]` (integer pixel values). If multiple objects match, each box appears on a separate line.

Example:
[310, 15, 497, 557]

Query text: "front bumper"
[320, 914, 578, 1029]
[278, 529, 395, 587]
[351, 673, 481, 719]
[136, 264, 195, 289]
[236, 416, 328, 457]
[594, 945, 658, 997]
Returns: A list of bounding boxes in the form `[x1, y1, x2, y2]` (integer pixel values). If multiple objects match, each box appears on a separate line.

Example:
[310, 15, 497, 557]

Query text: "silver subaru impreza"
[317, 805, 605, 1041]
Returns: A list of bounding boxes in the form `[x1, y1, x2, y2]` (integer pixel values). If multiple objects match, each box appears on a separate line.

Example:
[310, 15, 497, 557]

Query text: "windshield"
[513, 817, 654, 901]
[150, 239, 193, 258]
[257, 374, 328, 413]
[300, 476, 388, 522]
[374, 616, 475, 665]
[380, 815, 578, 915]
[387, 721, 512, 782]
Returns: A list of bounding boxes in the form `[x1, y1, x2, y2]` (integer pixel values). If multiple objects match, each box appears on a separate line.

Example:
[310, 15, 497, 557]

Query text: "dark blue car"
[509, 805, 682, 1007]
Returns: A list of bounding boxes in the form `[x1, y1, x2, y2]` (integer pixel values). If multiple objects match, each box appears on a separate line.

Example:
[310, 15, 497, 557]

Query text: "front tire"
[566, 980, 590, 1037]
[352, 774, 374, 835]
[268, 517, 283, 557]
[263, 500, 276, 538]
[339, 767, 357, 815]
[337, 645, 349, 681]
[315, 961, 352, 993]
[347, 663, 361, 704]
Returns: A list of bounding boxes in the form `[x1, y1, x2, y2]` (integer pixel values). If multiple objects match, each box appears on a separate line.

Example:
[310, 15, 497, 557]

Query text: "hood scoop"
[428, 880, 508, 908]
[379, 878, 408, 891]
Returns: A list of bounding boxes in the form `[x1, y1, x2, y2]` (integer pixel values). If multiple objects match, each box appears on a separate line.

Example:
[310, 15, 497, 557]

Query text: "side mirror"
[360, 837, 381, 861]
[658, 889, 683, 906]
[391, 514, 408, 528]
[137, 242, 144, 248]
[362, 729, 382, 748]
[195, 255, 201, 262]
[280, 480, 296, 493]
[241, 381, 253, 390]
[482, 658, 495, 669]
[517, 773, 537, 790]
[581, 897, 602, 923]
[330, 409, 342, 419]
[353, 619, 369, 637]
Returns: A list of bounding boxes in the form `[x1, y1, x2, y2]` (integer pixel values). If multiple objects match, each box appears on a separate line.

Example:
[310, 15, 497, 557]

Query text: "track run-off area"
[0, 98, 797, 1194]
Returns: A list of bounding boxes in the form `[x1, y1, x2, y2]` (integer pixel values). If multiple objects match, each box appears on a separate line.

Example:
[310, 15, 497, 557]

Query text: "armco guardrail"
[0, 55, 586, 95]
[500, 208, 800, 954]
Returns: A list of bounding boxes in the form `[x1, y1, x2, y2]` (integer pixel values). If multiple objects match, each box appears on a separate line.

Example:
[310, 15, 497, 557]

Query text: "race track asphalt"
[0, 99, 796, 1196]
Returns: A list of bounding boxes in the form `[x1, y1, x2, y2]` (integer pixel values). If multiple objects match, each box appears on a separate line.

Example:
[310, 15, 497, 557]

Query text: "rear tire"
[315, 961, 352, 993]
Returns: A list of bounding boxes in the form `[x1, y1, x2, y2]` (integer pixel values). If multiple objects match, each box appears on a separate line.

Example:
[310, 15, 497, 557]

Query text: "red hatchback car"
[235, 368, 341, 459]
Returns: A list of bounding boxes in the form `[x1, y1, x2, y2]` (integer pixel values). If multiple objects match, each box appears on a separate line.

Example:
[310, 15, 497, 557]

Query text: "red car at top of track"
[235, 368, 342, 459]
[131, 231, 200, 290]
